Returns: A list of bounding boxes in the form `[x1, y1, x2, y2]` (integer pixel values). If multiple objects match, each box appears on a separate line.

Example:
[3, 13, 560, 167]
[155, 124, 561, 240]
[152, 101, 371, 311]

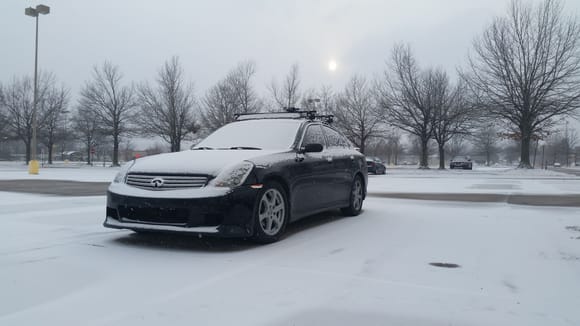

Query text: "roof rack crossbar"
[233, 108, 334, 124]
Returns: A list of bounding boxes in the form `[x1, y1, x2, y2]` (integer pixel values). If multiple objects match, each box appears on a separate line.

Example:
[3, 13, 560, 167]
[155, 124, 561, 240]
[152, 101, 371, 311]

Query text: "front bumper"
[104, 185, 259, 238]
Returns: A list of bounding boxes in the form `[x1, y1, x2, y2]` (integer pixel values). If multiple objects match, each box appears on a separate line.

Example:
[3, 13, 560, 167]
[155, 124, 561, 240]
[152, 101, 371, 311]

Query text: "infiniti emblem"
[151, 177, 165, 188]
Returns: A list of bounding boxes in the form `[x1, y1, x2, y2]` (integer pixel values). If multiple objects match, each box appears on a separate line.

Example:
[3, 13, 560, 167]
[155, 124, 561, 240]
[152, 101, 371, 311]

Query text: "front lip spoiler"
[104, 216, 219, 234]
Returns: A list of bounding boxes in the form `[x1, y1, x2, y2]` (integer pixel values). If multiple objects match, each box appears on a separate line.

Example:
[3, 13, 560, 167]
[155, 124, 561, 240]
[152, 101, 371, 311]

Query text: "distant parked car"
[553, 162, 561, 167]
[366, 157, 386, 174]
[450, 156, 473, 170]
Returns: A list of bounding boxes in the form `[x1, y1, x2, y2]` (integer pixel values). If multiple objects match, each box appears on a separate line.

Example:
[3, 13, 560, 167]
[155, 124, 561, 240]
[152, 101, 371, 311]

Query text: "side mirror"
[300, 143, 323, 153]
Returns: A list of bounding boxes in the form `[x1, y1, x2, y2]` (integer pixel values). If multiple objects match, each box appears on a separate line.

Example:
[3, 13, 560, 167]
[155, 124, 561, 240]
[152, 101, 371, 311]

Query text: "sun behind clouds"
[328, 59, 338, 72]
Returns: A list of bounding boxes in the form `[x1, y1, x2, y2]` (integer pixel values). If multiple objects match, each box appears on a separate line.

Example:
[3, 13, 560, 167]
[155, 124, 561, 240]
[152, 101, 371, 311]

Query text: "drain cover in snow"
[429, 262, 461, 268]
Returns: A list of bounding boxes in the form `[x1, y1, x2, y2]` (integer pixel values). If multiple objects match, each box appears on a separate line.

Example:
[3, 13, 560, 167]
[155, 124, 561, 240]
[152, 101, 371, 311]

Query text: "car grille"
[118, 206, 189, 225]
[126, 173, 209, 190]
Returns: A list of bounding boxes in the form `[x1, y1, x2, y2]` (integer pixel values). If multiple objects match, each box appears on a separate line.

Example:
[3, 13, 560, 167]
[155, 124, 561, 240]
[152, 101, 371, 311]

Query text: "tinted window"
[302, 125, 326, 148]
[323, 126, 349, 148]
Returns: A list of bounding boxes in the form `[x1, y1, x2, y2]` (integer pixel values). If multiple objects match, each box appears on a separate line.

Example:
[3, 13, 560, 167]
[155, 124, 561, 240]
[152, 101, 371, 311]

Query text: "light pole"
[25, 4, 50, 174]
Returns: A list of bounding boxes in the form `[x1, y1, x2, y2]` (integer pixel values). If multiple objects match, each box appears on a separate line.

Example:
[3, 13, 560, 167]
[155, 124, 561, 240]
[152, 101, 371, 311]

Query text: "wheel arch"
[261, 174, 291, 210]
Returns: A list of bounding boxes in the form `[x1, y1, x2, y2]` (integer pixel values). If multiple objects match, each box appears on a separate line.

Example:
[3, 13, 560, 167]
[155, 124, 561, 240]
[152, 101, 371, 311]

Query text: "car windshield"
[195, 119, 302, 150]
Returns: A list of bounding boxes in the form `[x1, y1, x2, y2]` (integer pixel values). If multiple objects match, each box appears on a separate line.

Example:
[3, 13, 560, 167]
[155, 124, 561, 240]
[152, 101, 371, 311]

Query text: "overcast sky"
[1, 0, 580, 103]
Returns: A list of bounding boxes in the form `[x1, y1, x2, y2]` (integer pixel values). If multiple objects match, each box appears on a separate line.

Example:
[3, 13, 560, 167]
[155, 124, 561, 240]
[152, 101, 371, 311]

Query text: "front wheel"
[252, 182, 289, 243]
[341, 175, 364, 216]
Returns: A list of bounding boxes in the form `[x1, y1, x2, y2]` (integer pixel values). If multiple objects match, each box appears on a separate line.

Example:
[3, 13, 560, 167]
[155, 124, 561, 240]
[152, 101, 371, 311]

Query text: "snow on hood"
[129, 149, 284, 176]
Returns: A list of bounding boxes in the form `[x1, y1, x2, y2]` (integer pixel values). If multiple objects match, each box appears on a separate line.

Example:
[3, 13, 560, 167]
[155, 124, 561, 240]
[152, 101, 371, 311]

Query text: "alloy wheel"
[352, 177, 363, 211]
[258, 188, 286, 236]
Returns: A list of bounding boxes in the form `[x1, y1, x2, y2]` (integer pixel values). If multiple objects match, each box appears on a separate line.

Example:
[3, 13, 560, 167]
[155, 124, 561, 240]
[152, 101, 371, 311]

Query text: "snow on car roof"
[236, 112, 303, 120]
[196, 119, 304, 150]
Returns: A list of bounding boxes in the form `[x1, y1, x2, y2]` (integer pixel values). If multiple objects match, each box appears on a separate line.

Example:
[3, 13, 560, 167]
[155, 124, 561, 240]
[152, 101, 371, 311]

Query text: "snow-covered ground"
[367, 167, 580, 195]
[1, 191, 579, 325]
[0, 161, 119, 182]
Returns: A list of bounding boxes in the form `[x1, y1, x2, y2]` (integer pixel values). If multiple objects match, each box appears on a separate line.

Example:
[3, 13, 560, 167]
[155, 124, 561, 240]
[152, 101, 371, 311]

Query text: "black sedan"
[450, 156, 473, 170]
[366, 157, 387, 174]
[104, 111, 367, 243]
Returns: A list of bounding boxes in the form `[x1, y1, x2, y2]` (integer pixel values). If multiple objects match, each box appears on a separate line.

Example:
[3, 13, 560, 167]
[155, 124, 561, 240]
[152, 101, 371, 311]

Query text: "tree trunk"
[438, 145, 445, 169]
[47, 143, 53, 164]
[419, 138, 429, 169]
[519, 127, 532, 169]
[359, 141, 365, 155]
[486, 150, 491, 167]
[112, 134, 119, 166]
[86, 142, 92, 165]
[171, 137, 180, 152]
[25, 141, 31, 164]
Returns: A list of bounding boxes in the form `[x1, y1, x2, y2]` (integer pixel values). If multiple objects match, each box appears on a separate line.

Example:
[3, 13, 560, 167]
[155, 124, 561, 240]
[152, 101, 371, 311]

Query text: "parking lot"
[1, 164, 579, 325]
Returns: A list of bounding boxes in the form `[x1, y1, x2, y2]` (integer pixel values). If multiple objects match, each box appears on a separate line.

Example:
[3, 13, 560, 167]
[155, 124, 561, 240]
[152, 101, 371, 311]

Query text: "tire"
[252, 182, 289, 243]
[341, 175, 364, 216]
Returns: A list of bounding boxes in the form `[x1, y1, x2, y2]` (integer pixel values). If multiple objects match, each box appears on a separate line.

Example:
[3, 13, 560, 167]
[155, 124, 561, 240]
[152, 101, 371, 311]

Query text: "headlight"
[210, 161, 254, 188]
[113, 161, 135, 183]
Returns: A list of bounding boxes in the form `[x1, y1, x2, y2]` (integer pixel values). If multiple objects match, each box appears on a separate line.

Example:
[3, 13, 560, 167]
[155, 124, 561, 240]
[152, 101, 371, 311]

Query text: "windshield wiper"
[228, 146, 262, 150]
[192, 146, 215, 150]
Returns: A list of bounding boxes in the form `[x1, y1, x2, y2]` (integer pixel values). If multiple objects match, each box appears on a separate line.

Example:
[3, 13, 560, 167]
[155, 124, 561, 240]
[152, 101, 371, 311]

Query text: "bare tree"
[447, 136, 468, 161]
[562, 123, 578, 166]
[472, 124, 501, 166]
[0, 85, 6, 137]
[378, 44, 436, 168]
[318, 85, 335, 114]
[432, 79, 475, 169]
[332, 75, 384, 154]
[301, 85, 335, 113]
[137, 56, 198, 152]
[464, 0, 580, 168]
[39, 85, 69, 164]
[1, 73, 52, 163]
[202, 61, 261, 132]
[79, 61, 135, 166]
[72, 107, 100, 165]
[229, 61, 261, 114]
[269, 63, 301, 109]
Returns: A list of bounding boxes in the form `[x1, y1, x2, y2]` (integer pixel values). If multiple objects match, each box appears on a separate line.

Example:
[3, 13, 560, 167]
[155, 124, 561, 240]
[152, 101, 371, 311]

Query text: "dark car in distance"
[366, 157, 386, 174]
[450, 156, 473, 170]
[104, 110, 367, 243]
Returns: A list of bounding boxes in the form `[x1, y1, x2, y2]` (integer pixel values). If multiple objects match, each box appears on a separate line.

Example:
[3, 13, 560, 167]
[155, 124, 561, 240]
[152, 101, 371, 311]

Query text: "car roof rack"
[235, 107, 334, 124]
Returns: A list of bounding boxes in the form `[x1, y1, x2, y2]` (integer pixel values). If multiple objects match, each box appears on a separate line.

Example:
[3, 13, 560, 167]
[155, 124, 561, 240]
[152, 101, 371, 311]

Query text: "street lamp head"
[36, 5, 50, 15]
[25, 7, 38, 17]
[24, 5, 50, 17]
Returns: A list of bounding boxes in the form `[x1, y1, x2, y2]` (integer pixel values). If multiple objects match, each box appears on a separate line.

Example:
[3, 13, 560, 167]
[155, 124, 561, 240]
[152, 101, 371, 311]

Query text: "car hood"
[129, 149, 285, 176]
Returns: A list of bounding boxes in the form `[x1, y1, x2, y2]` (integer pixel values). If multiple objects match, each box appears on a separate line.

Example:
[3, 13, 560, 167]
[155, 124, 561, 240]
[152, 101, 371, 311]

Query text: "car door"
[322, 125, 353, 204]
[289, 124, 334, 218]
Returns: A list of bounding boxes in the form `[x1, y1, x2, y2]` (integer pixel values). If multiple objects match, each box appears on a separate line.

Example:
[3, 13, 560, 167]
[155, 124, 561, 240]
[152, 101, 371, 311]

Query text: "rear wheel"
[252, 182, 288, 243]
[341, 175, 364, 216]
